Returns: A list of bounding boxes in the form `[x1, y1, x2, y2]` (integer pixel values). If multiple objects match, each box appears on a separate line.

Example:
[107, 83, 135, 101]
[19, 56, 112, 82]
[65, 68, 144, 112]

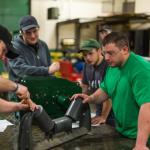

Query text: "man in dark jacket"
[8, 15, 60, 81]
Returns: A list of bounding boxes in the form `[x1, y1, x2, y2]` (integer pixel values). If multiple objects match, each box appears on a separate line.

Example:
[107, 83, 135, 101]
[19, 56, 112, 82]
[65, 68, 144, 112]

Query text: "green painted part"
[0, 0, 29, 31]
[20, 76, 81, 118]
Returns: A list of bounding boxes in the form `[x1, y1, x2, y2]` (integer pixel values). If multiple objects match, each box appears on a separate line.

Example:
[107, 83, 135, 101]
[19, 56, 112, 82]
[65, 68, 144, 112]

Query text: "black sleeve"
[8, 56, 49, 77]
[82, 64, 89, 85]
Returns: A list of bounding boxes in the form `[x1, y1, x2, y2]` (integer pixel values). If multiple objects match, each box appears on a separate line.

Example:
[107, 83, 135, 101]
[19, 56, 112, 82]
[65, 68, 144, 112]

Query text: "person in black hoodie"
[0, 24, 38, 112]
[8, 15, 60, 81]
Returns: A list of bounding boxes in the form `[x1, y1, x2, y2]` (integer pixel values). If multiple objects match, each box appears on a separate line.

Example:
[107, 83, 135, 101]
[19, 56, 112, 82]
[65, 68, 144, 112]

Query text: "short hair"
[103, 32, 129, 48]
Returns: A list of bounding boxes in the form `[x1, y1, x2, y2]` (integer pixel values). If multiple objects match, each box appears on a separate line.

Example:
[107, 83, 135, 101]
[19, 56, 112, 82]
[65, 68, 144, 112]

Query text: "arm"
[0, 98, 28, 113]
[89, 88, 109, 104]
[71, 88, 109, 104]
[0, 76, 37, 110]
[133, 103, 150, 150]
[9, 40, 52, 77]
[0, 76, 38, 110]
[81, 83, 89, 94]
[132, 70, 150, 149]
[82, 83, 112, 124]
[8, 57, 50, 77]
[9, 56, 60, 76]
[101, 99, 112, 120]
[93, 99, 112, 124]
[0, 76, 19, 92]
[91, 99, 112, 125]
[0, 76, 29, 99]
[48, 62, 60, 74]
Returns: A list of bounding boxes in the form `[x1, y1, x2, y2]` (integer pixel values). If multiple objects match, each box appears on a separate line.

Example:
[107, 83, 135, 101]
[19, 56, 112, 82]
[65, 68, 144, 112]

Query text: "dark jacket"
[8, 35, 51, 81]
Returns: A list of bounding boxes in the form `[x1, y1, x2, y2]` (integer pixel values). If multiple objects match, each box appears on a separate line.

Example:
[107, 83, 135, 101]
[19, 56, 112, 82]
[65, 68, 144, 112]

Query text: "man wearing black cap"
[0, 25, 38, 113]
[8, 15, 60, 81]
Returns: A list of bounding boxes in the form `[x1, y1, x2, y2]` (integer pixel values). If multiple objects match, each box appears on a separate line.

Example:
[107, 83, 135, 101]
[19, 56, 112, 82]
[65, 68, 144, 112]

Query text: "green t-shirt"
[100, 52, 150, 139]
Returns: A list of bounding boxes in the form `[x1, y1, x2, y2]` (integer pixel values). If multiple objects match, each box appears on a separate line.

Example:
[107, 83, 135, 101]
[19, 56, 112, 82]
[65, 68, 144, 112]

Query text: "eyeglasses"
[23, 28, 39, 36]
[102, 49, 121, 57]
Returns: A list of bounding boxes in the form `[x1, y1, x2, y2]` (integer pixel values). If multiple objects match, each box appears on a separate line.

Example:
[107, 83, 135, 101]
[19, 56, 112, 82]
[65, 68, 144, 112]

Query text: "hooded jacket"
[8, 35, 51, 81]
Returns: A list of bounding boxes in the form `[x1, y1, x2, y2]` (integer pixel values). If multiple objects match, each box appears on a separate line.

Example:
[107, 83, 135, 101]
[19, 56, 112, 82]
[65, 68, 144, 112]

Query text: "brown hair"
[103, 32, 129, 49]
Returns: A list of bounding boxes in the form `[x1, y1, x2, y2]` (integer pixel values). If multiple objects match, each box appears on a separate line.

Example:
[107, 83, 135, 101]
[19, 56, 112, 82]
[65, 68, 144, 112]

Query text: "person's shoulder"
[12, 35, 25, 53]
[12, 35, 22, 45]
[38, 39, 47, 45]
[130, 52, 150, 71]
[127, 53, 150, 79]
[38, 39, 49, 49]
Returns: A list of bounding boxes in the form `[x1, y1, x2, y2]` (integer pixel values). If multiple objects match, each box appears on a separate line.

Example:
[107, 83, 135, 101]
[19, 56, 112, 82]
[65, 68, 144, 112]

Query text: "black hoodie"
[8, 35, 51, 81]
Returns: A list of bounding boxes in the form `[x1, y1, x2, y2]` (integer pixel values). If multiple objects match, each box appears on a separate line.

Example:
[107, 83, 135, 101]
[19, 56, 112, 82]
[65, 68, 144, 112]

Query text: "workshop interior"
[0, 0, 150, 150]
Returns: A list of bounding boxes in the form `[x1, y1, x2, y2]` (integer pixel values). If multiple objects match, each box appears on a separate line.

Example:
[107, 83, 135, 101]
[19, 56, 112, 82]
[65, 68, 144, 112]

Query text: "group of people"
[72, 32, 150, 150]
[0, 15, 60, 113]
[0, 15, 150, 150]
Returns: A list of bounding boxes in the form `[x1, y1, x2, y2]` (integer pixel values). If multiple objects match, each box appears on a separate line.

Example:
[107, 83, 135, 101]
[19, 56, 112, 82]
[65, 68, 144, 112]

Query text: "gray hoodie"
[8, 35, 51, 81]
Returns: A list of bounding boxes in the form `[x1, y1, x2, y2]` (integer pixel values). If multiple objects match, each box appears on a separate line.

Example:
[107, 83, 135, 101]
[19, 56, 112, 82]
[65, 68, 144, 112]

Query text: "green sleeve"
[132, 70, 150, 106]
[100, 81, 107, 93]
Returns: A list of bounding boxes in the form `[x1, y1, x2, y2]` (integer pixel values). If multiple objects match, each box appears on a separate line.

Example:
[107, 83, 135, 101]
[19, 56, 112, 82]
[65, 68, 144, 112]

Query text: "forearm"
[0, 98, 27, 113]
[136, 103, 150, 146]
[0, 76, 17, 92]
[90, 89, 109, 104]
[101, 99, 112, 118]
[13, 65, 49, 76]
[9, 59, 49, 77]
[81, 84, 89, 94]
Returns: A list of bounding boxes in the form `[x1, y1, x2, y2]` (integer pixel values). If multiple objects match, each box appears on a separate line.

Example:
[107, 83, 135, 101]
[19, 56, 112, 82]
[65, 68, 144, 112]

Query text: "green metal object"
[0, 0, 29, 31]
[20, 76, 81, 118]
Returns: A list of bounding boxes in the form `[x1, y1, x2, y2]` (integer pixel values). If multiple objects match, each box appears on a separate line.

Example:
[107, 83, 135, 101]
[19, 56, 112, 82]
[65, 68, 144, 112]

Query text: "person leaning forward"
[71, 32, 150, 150]
[0, 24, 38, 113]
[8, 15, 60, 82]
[79, 39, 114, 126]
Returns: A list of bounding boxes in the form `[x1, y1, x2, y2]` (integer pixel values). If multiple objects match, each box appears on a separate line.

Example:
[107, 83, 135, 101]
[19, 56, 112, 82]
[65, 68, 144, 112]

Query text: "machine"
[18, 98, 91, 150]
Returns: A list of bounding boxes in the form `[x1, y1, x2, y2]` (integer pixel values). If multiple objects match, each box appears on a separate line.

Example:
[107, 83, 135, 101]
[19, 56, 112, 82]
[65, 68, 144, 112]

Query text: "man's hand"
[18, 102, 29, 110]
[70, 93, 94, 103]
[132, 145, 149, 150]
[91, 115, 106, 125]
[21, 99, 38, 111]
[15, 84, 30, 100]
[48, 62, 60, 74]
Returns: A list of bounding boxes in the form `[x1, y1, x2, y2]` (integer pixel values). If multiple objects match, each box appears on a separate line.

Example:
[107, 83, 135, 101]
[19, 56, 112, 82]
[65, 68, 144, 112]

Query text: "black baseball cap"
[20, 15, 39, 31]
[0, 25, 19, 59]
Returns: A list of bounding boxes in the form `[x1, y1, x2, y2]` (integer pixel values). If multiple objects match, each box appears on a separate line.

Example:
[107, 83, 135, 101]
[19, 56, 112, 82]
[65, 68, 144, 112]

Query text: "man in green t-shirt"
[72, 32, 150, 150]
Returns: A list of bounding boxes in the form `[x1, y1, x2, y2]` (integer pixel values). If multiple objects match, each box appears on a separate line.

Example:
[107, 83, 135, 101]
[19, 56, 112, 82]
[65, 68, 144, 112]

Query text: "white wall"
[31, 0, 102, 49]
[114, 0, 125, 13]
[31, 0, 150, 49]
[135, 0, 150, 13]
